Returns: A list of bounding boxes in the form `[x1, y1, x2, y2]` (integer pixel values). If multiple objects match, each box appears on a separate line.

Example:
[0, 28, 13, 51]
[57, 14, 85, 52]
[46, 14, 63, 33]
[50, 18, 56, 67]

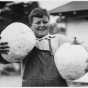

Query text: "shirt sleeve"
[57, 34, 74, 46]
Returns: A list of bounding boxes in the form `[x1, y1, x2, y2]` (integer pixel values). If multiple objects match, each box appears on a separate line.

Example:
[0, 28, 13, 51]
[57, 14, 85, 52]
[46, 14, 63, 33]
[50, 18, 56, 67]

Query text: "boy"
[0, 7, 88, 87]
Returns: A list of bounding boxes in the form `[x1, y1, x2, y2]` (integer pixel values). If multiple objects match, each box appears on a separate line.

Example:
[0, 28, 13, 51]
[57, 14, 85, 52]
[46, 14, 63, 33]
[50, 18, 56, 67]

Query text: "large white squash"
[1, 22, 36, 62]
[54, 43, 88, 81]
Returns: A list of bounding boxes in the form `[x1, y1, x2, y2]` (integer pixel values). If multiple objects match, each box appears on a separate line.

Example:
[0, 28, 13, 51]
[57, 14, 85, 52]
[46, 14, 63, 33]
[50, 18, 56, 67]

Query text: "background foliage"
[0, 1, 39, 33]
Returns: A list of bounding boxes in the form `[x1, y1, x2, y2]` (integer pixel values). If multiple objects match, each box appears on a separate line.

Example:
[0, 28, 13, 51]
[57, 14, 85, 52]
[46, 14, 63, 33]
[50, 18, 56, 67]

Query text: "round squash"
[1, 22, 36, 62]
[54, 43, 88, 81]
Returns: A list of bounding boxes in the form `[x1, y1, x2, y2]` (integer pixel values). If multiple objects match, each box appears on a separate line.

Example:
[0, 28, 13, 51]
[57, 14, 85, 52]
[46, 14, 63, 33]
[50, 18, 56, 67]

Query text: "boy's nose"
[40, 23, 44, 26]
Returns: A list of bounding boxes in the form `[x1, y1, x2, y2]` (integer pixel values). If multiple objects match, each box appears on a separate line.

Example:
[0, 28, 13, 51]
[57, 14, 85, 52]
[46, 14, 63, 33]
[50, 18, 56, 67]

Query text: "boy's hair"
[28, 7, 50, 27]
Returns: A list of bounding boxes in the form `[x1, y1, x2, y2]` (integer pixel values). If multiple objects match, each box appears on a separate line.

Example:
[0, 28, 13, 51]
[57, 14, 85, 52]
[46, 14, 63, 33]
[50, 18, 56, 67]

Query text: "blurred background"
[0, 0, 88, 87]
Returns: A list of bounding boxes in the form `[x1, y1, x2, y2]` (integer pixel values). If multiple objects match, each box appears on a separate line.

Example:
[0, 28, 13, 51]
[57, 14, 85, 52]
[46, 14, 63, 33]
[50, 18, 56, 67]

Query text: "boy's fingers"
[2, 52, 8, 54]
[0, 46, 10, 49]
[0, 50, 9, 54]
[0, 42, 8, 45]
[0, 52, 8, 54]
[0, 49, 9, 52]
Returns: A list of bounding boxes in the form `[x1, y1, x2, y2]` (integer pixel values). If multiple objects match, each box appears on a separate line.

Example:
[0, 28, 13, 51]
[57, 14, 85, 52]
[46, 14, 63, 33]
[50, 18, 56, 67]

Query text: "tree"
[0, 1, 39, 33]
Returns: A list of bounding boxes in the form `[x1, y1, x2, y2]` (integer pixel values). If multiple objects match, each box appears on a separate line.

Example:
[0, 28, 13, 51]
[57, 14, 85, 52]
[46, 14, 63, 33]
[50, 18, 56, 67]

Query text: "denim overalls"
[22, 39, 67, 87]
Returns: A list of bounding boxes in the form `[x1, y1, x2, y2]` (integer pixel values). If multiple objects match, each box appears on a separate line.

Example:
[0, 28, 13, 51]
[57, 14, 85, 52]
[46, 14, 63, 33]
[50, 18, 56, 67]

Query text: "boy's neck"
[36, 33, 50, 40]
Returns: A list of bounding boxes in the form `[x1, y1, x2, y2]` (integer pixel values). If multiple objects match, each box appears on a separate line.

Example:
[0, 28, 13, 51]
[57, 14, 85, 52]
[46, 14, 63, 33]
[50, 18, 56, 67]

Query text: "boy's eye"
[36, 22, 41, 24]
[43, 21, 48, 24]
[35, 21, 48, 25]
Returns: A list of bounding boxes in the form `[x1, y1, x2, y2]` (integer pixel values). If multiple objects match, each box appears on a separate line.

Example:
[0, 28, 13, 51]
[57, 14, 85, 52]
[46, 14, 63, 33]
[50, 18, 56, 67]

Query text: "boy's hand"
[0, 36, 10, 54]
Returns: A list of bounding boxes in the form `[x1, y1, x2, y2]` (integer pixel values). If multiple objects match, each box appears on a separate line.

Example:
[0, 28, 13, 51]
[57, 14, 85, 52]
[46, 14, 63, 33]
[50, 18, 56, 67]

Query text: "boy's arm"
[57, 34, 74, 45]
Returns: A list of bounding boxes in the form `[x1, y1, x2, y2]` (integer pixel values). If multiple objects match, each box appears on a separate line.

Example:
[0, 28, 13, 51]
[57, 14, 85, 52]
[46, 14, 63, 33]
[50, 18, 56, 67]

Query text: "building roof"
[49, 1, 88, 14]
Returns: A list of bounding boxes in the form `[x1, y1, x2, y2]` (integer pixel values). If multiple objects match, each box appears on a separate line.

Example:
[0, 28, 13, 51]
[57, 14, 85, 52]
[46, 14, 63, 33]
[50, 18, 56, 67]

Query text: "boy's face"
[30, 15, 50, 38]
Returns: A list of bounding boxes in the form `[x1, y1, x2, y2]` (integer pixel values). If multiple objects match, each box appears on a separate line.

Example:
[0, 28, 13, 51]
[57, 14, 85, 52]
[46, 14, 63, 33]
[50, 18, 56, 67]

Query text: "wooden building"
[49, 1, 88, 43]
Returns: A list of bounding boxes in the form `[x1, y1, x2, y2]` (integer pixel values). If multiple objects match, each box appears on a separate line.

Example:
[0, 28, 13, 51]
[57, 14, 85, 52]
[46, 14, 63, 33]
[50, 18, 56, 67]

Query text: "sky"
[39, 0, 71, 11]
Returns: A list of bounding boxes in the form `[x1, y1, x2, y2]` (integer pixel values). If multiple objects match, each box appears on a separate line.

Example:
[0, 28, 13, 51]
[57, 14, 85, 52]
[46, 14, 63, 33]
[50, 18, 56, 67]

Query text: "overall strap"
[48, 39, 53, 56]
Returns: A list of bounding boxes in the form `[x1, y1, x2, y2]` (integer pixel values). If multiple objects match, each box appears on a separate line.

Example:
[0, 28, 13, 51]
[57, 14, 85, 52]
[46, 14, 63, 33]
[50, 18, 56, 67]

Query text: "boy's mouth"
[38, 28, 46, 31]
